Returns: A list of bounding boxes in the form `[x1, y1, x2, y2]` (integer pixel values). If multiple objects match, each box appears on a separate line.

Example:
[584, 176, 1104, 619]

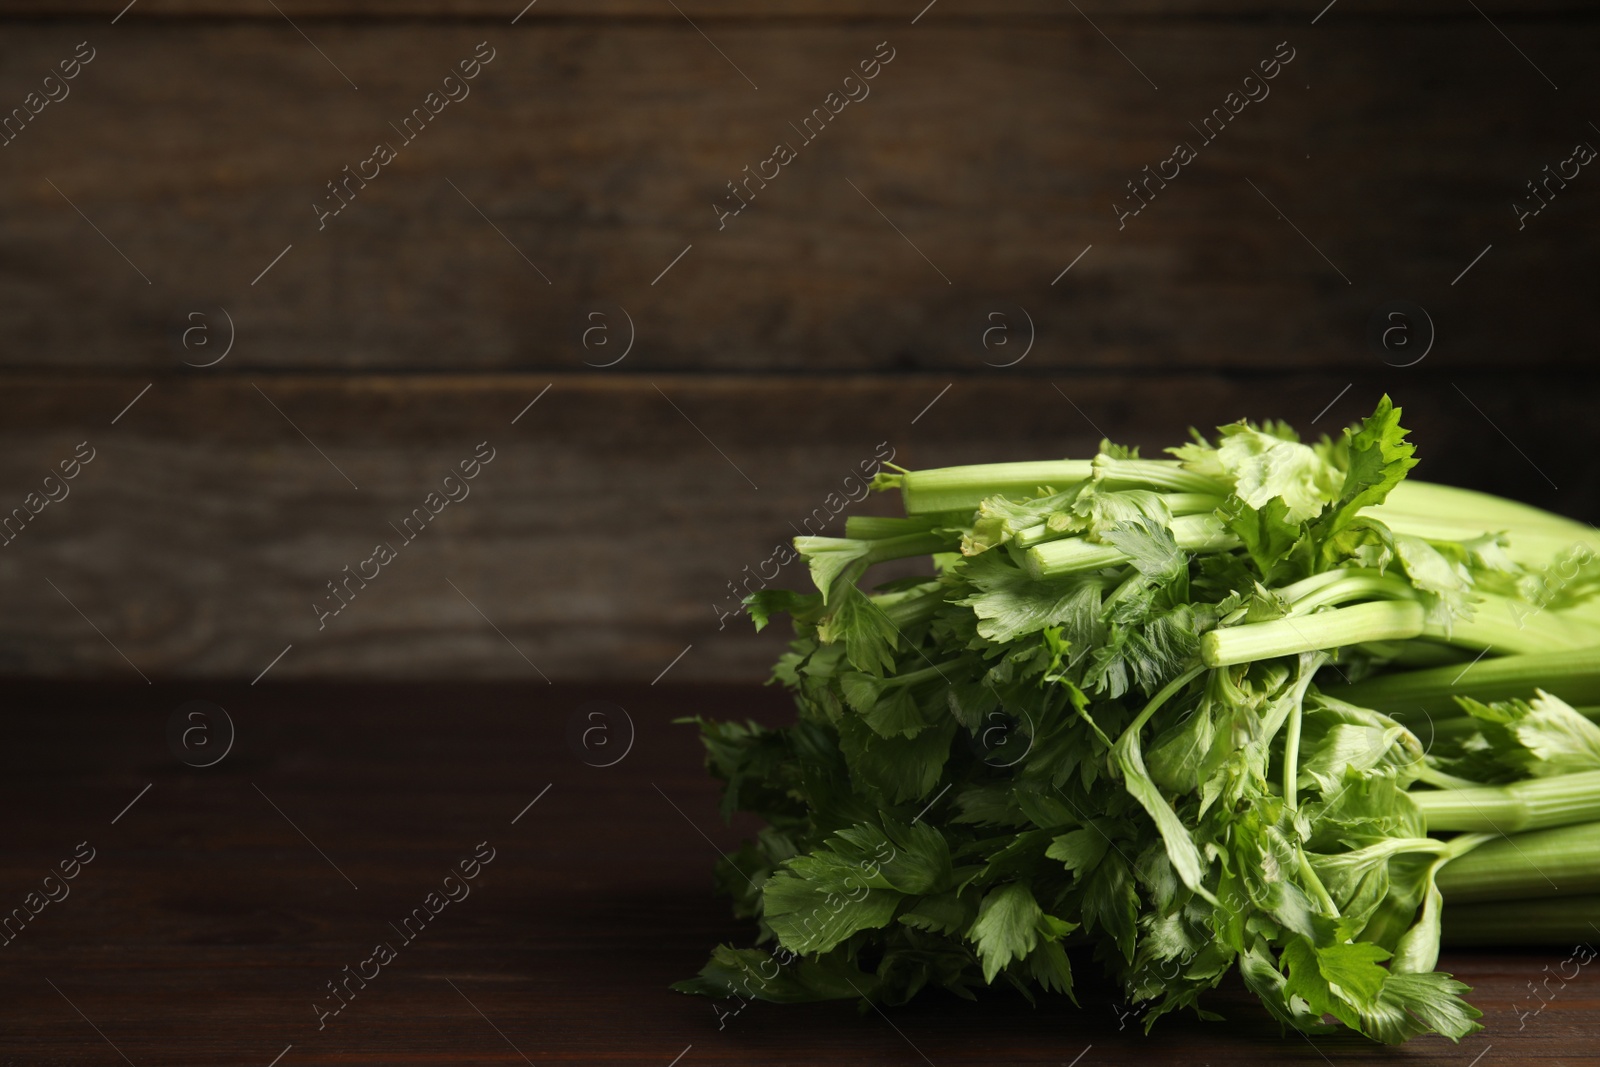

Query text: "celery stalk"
[1382, 480, 1598, 541]
[1422, 595, 1600, 655]
[1331, 647, 1600, 717]
[1012, 493, 1224, 549]
[1025, 513, 1237, 579]
[899, 461, 1093, 515]
[897, 458, 1225, 515]
[1200, 601, 1427, 668]
[1436, 821, 1600, 902]
[1412, 770, 1600, 833]
[1286, 573, 1416, 614]
[1092, 458, 1225, 494]
[843, 513, 967, 539]
[795, 531, 954, 570]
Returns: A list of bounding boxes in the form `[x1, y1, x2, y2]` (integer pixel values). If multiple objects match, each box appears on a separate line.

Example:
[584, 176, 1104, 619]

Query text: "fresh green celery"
[795, 531, 954, 569]
[683, 396, 1596, 1045]
[1412, 770, 1600, 833]
[1422, 594, 1600, 656]
[843, 513, 967, 540]
[1285, 573, 1415, 614]
[1333, 648, 1600, 717]
[1436, 820, 1600, 902]
[1382, 481, 1598, 542]
[1201, 601, 1426, 668]
[1024, 513, 1236, 579]
[1093, 457, 1226, 495]
[899, 461, 1094, 515]
[897, 458, 1225, 515]
[1011, 493, 1225, 549]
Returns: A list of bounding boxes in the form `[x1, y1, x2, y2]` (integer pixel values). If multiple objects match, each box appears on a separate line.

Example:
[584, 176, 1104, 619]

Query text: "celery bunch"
[675, 397, 1600, 1044]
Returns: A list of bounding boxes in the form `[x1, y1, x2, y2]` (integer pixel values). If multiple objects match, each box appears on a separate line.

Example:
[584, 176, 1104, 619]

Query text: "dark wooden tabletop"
[2, 681, 1593, 1066]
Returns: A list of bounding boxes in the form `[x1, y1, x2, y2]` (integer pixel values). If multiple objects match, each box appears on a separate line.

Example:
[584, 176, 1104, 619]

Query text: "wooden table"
[2, 681, 1592, 1065]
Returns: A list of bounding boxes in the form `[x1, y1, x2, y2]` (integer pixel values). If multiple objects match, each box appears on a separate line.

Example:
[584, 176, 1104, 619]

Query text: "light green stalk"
[1200, 601, 1426, 668]
[1011, 493, 1224, 550]
[1421, 593, 1600, 656]
[1411, 770, 1600, 834]
[1024, 514, 1237, 580]
[899, 461, 1094, 515]
[896, 458, 1225, 515]
[1332, 647, 1600, 718]
[1284, 573, 1415, 614]
[1436, 820, 1600, 902]
[1380, 480, 1599, 544]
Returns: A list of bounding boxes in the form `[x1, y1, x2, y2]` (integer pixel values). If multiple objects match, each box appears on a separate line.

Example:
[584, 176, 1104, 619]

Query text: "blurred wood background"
[0, 0, 1595, 681]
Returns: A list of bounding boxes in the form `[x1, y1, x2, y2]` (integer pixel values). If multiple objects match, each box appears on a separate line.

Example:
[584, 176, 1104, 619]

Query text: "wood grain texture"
[3, 2, 1594, 17]
[0, 372, 1593, 683]
[0, 680, 1591, 1065]
[0, 20, 1593, 372]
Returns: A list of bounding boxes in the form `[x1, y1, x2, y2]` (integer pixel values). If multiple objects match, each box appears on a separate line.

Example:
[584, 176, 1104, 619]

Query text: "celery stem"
[1332, 647, 1600, 717]
[1283, 697, 1303, 809]
[899, 461, 1094, 515]
[1436, 820, 1600, 902]
[1287, 574, 1416, 615]
[1200, 601, 1426, 668]
[1412, 770, 1600, 834]
[1025, 514, 1237, 579]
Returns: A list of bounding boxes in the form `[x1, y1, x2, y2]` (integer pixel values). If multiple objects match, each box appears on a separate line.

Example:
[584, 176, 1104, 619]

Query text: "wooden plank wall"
[0, 2, 1595, 682]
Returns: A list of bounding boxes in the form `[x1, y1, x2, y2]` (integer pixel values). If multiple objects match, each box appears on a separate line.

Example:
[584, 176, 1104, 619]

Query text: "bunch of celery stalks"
[679, 398, 1600, 1042]
[894, 438, 1600, 939]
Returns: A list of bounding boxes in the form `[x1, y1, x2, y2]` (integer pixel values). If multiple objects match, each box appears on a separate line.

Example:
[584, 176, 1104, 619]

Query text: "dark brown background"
[0, 0, 1596, 684]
